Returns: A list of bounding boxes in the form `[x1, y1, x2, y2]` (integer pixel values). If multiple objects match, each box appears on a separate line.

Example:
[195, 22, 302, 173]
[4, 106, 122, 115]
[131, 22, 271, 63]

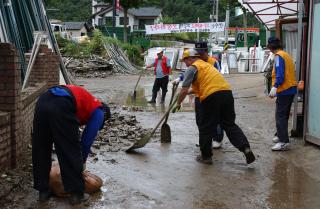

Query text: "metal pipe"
[292, 0, 304, 132]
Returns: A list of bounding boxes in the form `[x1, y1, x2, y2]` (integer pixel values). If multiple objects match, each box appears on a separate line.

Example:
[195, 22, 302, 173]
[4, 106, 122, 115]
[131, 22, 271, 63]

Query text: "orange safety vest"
[271, 50, 297, 93]
[192, 59, 231, 102]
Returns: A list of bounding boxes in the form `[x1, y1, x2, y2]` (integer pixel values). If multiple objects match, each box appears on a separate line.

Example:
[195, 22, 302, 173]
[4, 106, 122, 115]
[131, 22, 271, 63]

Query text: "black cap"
[195, 41, 208, 50]
[268, 37, 280, 45]
[267, 37, 282, 50]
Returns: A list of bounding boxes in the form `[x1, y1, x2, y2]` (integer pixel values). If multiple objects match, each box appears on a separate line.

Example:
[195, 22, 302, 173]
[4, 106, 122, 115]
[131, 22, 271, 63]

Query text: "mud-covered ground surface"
[2, 73, 320, 209]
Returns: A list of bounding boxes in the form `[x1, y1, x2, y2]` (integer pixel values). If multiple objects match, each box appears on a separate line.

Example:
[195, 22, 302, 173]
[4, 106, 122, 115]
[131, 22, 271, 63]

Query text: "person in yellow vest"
[267, 37, 297, 151]
[194, 41, 224, 149]
[174, 49, 255, 165]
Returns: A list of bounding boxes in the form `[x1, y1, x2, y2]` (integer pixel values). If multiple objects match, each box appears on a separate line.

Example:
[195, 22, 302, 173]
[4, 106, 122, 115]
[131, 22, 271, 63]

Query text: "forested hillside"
[44, 0, 260, 27]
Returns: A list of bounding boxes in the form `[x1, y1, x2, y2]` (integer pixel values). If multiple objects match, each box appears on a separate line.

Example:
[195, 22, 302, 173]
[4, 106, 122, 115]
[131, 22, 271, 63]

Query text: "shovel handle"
[163, 83, 179, 124]
[147, 95, 179, 139]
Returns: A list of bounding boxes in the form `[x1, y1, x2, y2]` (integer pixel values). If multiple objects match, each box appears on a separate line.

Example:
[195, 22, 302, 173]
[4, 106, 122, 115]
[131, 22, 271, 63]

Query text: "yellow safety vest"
[272, 50, 297, 93]
[207, 56, 217, 66]
[192, 59, 231, 102]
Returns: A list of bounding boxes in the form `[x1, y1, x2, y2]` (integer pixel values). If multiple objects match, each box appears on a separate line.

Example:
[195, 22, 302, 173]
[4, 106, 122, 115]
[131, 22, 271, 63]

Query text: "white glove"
[269, 87, 277, 98]
[172, 78, 181, 84]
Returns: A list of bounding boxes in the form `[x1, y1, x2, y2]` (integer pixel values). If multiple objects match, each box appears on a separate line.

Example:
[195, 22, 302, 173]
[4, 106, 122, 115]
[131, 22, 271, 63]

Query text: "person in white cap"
[145, 48, 171, 104]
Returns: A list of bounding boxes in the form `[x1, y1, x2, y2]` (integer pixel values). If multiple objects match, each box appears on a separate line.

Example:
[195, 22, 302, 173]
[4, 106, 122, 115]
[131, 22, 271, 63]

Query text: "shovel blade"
[160, 123, 171, 143]
[126, 134, 150, 151]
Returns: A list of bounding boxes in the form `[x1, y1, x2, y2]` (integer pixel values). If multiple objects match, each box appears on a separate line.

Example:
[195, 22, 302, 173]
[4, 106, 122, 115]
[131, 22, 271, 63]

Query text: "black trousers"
[151, 76, 169, 101]
[32, 91, 84, 193]
[275, 95, 294, 143]
[195, 97, 224, 142]
[198, 90, 250, 158]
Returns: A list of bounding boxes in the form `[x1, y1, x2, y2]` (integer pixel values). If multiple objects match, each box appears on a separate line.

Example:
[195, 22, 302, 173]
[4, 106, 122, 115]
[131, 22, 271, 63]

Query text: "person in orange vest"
[32, 85, 111, 204]
[145, 47, 171, 104]
[267, 37, 297, 151]
[194, 41, 224, 149]
[174, 49, 255, 165]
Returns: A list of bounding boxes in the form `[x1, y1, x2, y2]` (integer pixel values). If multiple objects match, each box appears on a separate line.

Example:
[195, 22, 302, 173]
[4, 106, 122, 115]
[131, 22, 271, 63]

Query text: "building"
[239, 0, 320, 145]
[64, 22, 88, 38]
[91, 1, 162, 31]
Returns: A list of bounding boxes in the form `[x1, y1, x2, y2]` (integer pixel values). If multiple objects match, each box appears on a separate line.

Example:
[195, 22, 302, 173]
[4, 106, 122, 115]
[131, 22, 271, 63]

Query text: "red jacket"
[65, 85, 102, 125]
[154, 56, 170, 75]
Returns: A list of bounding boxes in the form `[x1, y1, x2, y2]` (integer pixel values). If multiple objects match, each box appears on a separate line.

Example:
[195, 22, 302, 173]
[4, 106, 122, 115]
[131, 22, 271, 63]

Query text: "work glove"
[269, 87, 277, 98]
[172, 78, 181, 85]
[172, 104, 181, 113]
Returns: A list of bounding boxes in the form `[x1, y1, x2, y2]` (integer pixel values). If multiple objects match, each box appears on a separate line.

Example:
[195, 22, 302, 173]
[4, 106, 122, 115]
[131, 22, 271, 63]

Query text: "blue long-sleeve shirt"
[274, 55, 297, 96]
[50, 87, 104, 161]
[214, 60, 221, 72]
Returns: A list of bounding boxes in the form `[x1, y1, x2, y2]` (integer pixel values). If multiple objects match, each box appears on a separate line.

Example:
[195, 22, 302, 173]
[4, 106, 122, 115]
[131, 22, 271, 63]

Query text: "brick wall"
[0, 43, 60, 171]
[20, 83, 47, 152]
[0, 43, 21, 168]
[0, 112, 11, 171]
[25, 45, 60, 88]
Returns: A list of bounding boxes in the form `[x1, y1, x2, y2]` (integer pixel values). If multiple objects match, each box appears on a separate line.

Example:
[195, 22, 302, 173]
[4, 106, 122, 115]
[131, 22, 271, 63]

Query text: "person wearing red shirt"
[32, 85, 110, 205]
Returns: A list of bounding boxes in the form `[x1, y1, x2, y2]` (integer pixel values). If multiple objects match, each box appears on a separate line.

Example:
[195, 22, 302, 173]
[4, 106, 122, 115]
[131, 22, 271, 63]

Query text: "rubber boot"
[148, 92, 157, 103]
[160, 92, 166, 104]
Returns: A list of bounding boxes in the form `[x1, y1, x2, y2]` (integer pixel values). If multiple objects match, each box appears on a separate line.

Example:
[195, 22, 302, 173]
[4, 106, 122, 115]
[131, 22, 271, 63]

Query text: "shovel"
[132, 67, 145, 100]
[160, 83, 179, 143]
[126, 95, 179, 151]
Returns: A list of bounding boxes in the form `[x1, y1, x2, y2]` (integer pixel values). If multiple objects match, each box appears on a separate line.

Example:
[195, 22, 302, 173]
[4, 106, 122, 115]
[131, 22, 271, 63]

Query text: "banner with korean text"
[145, 22, 225, 35]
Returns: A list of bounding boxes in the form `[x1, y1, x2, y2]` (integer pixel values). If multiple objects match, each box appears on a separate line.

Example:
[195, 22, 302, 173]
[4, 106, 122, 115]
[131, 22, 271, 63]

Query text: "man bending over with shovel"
[173, 49, 255, 165]
[32, 85, 111, 204]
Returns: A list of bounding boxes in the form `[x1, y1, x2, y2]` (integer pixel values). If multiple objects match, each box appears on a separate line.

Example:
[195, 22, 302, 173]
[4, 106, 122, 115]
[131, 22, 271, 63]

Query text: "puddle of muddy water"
[122, 85, 196, 113]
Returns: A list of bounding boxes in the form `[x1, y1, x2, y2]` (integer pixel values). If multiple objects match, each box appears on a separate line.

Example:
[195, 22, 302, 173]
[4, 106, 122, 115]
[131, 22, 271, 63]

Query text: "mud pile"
[94, 112, 151, 152]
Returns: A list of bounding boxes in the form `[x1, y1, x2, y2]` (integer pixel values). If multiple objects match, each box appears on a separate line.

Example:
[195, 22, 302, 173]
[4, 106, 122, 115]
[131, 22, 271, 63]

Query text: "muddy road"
[2, 73, 320, 209]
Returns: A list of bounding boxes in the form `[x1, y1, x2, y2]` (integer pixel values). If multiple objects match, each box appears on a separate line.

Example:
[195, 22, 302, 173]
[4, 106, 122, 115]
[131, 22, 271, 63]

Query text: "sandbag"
[49, 163, 103, 197]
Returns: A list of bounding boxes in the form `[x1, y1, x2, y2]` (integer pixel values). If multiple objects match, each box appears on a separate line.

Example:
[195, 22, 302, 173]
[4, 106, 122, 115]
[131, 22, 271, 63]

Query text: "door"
[306, 0, 320, 144]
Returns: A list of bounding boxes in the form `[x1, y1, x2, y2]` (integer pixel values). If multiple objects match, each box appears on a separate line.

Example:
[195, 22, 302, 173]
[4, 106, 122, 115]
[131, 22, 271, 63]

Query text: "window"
[98, 18, 104, 26]
[105, 17, 113, 26]
[138, 19, 154, 30]
[120, 17, 129, 25]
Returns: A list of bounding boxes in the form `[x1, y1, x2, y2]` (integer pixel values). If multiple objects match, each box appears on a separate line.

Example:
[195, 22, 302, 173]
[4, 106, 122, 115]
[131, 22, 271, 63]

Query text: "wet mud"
[2, 74, 320, 209]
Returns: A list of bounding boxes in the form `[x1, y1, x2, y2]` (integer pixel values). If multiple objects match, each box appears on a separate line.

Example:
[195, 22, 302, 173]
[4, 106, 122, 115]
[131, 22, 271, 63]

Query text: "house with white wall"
[91, 1, 162, 31]
[64, 22, 88, 38]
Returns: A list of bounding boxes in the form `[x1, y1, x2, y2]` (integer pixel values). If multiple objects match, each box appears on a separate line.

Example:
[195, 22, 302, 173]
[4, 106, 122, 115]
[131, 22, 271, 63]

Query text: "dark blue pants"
[151, 76, 169, 102]
[195, 97, 224, 142]
[198, 91, 250, 158]
[275, 95, 295, 143]
[32, 91, 84, 193]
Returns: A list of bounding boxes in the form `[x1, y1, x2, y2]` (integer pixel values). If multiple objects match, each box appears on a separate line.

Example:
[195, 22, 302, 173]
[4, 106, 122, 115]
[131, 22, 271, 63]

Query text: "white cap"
[155, 47, 164, 54]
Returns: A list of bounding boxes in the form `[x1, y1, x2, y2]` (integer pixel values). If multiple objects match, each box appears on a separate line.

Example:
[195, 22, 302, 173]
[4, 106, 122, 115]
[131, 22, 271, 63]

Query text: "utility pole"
[243, 8, 248, 48]
[224, 4, 230, 44]
[112, 0, 116, 38]
[197, 17, 200, 41]
[210, 0, 215, 45]
[216, 0, 219, 22]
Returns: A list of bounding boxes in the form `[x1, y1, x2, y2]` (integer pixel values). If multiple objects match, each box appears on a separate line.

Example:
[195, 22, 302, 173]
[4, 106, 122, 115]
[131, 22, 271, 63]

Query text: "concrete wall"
[0, 43, 59, 171]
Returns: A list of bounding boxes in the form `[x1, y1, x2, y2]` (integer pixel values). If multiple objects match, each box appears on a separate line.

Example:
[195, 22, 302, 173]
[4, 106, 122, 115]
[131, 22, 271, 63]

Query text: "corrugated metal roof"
[92, 6, 162, 18]
[128, 7, 162, 17]
[64, 22, 85, 30]
[238, 0, 298, 29]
